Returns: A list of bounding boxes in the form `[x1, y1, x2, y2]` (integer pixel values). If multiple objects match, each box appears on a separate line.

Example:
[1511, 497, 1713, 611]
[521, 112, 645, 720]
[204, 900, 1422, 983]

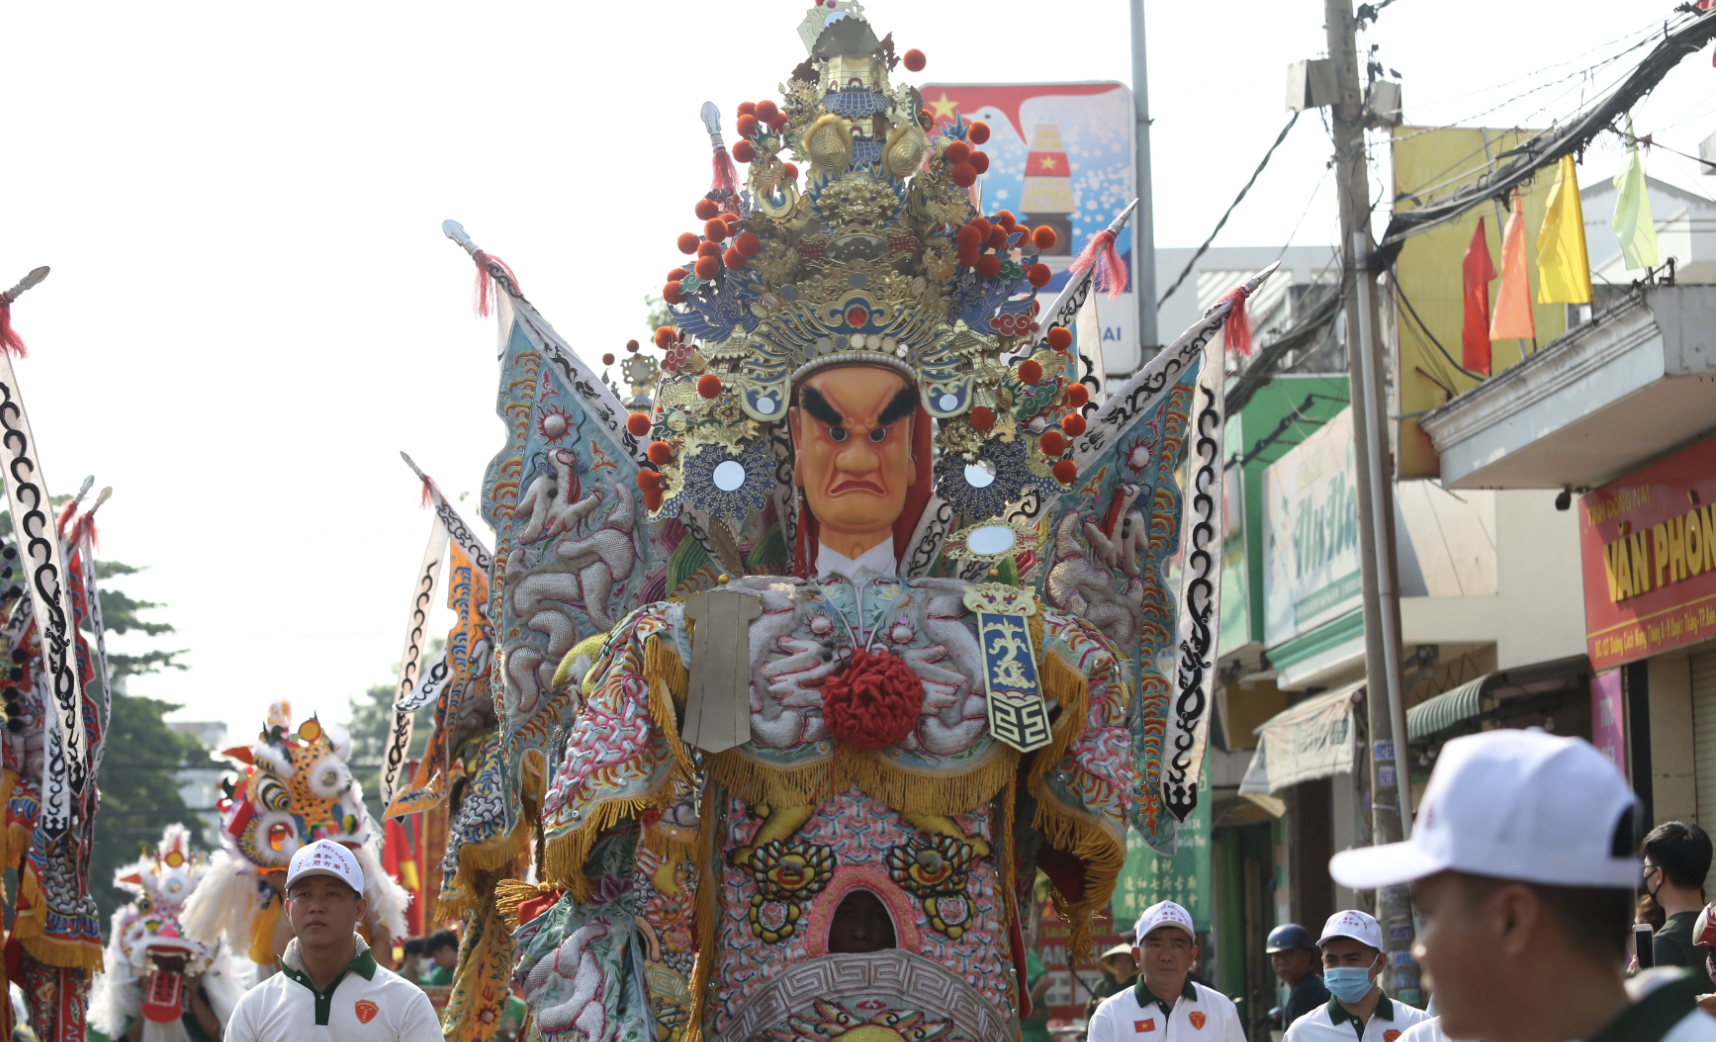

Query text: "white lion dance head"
[89, 825, 247, 1042]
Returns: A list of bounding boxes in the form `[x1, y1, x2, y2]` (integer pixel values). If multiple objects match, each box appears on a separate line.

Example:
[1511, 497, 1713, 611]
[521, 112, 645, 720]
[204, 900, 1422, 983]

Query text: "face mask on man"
[1324, 966, 1375, 1004]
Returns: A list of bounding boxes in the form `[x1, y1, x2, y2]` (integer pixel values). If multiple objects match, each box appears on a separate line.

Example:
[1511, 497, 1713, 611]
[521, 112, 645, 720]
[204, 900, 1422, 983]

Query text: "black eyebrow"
[876, 386, 919, 427]
[800, 385, 845, 427]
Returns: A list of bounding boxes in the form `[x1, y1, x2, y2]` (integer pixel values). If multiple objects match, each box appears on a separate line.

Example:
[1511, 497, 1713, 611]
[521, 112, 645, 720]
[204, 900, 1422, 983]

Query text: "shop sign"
[1579, 435, 1716, 669]
[1263, 408, 1360, 647]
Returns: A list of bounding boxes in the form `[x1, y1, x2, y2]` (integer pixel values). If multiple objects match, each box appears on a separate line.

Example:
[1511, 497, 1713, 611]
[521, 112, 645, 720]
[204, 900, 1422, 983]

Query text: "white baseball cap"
[1330, 730, 1639, 891]
[1319, 909, 1383, 951]
[286, 840, 365, 894]
[1134, 900, 1196, 945]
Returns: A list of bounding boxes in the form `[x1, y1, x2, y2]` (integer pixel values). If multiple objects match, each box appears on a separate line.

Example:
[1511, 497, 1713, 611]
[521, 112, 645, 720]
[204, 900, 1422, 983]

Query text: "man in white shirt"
[1282, 910, 1430, 1042]
[1086, 900, 1244, 1042]
[226, 840, 440, 1042]
[1331, 729, 1716, 1042]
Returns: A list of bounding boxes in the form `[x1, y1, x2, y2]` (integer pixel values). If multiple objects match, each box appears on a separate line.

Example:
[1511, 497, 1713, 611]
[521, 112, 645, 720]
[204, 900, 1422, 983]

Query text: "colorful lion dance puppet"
[182, 704, 409, 973]
[89, 825, 247, 1042]
[445, 2, 1266, 1038]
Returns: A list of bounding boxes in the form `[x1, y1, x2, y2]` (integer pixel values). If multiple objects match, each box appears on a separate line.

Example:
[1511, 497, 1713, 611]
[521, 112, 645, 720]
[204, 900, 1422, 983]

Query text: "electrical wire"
[1393, 273, 1483, 383]
[1156, 111, 1302, 312]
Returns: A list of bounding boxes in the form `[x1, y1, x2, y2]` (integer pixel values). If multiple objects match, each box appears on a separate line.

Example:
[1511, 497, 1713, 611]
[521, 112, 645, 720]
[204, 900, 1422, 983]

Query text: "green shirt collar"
[1326, 991, 1394, 1039]
[1588, 969, 1700, 1042]
[277, 937, 378, 1025]
[1132, 976, 1199, 1015]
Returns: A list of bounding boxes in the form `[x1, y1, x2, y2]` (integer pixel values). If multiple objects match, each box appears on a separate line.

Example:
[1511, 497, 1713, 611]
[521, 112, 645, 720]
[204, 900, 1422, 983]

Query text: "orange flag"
[1490, 188, 1537, 341]
[1462, 218, 1497, 374]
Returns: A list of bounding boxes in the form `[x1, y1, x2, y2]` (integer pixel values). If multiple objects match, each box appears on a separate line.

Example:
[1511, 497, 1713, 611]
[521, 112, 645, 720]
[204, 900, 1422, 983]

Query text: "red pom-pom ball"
[698, 240, 723, 259]
[1027, 263, 1052, 288]
[694, 199, 719, 220]
[969, 406, 995, 432]
[704, 218, 728, 241]
[668, 267, 688, 281]
[755, 99, 779, 122]
[956, 226, 982, 249]
[970, 151, 990, 174]
[694, 256, 721, 280]
[945, 140, 971, 164]
[735, 230, 761, 257]
[626, 339, 640, 353]
[677, 232, 700, 255]
[1033, 226, 1058, 251]
[602, 352, 616, 366]
[1040, 430, 1067, 456]
[733, 140, 756, 163]
[783, 162, 799, 179]
[950, 162, 977, 187]
[627, 412, 653, 437]
[737, 101, 756, 116]
[977, 254, 1002, 279]
[736, 113, 759, 138]
[903, 49, 927, 73]
[653, 327, 678, 349]
[988, 225, 1009, 250]
[967, 121, 991, 145]
[1047, 327, 1074, 351]
[971, 218, 992, 238]
[957, 246, 981, 268]
[635, 469, 662, 490]
[994, 210, 1017, 229]
[647, 441, 673, 465]
[822, 647, 923, 751]
[643, 487, 664, 512]
[1065, 383, 1090, 407]
[1061, 413, 1087, 437]
[1053, 459, 1078, 485]
[663, 282, 684, 305]
[697, 374, 723, 399]
[723, 247, 745, 270]
[1019, 360, 1042, 385]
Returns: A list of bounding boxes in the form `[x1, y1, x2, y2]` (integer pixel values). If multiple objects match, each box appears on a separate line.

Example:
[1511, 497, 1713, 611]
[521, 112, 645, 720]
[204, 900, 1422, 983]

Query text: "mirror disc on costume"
[713, 461, 747, 492]
[967, 525, 1016, 555]
[964, 461, 996, 488]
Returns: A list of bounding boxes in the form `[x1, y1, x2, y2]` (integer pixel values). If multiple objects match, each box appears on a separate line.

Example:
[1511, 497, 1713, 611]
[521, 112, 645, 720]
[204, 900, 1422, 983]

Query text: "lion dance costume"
[89, 825, 246, 1042]
[408, 2, 1268, 1039]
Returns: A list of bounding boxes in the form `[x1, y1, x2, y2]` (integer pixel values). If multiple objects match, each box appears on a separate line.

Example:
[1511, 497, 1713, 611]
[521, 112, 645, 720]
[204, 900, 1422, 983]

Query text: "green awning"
[1406, 676, 1487, 740]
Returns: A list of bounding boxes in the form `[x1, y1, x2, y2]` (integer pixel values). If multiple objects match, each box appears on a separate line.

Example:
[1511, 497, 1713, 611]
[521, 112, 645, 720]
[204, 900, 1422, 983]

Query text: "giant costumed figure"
[181, 705, 410, 976]
[89, 826, 246, 1042]
[438, 4, 1268, 1038]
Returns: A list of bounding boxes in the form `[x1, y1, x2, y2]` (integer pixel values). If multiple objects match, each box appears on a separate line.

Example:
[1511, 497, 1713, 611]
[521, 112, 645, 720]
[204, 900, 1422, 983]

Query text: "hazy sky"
[3, 1, 1710, 748]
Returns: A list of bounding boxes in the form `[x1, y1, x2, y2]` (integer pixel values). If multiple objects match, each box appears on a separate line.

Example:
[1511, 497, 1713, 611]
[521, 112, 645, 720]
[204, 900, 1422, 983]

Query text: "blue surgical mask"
[1324, 966, 1375, 1004]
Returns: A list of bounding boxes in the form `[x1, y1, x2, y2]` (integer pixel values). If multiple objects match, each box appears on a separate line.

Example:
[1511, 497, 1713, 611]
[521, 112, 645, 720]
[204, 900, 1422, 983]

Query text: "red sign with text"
[1580, 435, 1716, 669]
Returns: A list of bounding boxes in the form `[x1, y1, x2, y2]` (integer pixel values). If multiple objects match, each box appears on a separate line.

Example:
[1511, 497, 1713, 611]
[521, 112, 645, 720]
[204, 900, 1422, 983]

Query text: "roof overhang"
[1419, 286, 1716, 490]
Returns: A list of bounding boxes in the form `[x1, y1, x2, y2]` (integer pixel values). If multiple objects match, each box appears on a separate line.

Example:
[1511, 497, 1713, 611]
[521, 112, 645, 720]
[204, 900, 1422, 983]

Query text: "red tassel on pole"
[1218, 286, 1253, 356]
[471, 250, 520, 318]
[1067, 230, 1128, 299]
[419, 472, 440, 509]
[0, 295, 26, 358]
[55, 500, 79, 536]
[712, 148, 740, 204]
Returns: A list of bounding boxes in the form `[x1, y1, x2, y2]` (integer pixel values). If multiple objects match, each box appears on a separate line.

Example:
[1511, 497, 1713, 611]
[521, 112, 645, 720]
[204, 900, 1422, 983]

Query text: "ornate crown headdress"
[627, 1, 1093, 542]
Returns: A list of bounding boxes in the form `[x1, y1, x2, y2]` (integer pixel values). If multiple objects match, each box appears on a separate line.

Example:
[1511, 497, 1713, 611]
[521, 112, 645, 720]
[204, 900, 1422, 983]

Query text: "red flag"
[1462, 218, 1497, 375]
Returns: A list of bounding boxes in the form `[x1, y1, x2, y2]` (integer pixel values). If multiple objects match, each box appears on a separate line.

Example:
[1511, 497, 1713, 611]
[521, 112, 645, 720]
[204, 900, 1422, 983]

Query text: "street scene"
[1, 1, 1714, 1040]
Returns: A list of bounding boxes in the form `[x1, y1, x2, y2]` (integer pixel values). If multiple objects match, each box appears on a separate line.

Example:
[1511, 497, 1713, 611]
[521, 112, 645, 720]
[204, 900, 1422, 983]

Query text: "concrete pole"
[1130, 0, 1158, 362]
[1324, 0, 1422, 1003]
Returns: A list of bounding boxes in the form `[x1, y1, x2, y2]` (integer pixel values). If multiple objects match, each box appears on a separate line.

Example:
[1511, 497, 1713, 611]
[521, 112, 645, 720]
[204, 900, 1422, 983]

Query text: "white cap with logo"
[286, 839, 366, 894]
[1330, 729, 1639, 891]
[1319, 909, 1384, 951]
[1133, 900, 1196, 945]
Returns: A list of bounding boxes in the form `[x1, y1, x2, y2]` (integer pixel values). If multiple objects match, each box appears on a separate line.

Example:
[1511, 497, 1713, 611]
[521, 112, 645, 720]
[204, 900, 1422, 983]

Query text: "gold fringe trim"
[709, 742, 1018, 818]
[686, 771, 722, 1042]
[493, 879, 561, 932]
[639, 823, 701, 866]
[11, 867, 104, 973]
[537, 636, 694, 901]
[1024, 647, 1122, 964]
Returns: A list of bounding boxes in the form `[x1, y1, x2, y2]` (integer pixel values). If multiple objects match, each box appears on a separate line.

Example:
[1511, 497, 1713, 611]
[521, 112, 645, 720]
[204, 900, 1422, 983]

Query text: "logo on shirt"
[1133, 1018, 1156, 1033]
[355, 1000, 379, 1024]
[1383, 1032, 1400, 1042]
[1189, 1011, 1207, 1030]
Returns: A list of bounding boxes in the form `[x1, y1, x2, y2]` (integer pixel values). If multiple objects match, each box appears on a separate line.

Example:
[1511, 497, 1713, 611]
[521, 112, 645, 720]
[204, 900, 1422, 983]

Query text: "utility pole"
[1324, 0, 1421, 1004]
[1130, 0, 1158, 362]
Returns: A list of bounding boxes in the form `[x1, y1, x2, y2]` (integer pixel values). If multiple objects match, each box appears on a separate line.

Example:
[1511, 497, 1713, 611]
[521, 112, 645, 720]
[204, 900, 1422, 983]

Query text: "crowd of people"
[1075, 729, 1716, 1042]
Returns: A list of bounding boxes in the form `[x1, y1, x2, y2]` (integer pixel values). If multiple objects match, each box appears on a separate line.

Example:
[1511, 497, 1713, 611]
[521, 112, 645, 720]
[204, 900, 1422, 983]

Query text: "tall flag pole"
[0, 267, 89, 838]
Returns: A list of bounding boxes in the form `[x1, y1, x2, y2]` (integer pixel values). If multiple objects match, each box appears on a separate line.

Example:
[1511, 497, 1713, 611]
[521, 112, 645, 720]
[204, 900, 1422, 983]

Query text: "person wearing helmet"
[1269, 923, 1330, 1028]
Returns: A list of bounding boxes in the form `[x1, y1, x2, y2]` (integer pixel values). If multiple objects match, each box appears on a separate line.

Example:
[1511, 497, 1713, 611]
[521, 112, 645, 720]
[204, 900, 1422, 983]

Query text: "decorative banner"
[379, 516, 448, 809]
[1578, 433, 1716, 669]
[918, 82, 1141, 372]
[0, 350, 87, 836]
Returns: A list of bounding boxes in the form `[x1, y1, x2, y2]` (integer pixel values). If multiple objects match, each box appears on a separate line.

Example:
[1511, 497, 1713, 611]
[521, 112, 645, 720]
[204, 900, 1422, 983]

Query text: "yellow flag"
[1535, 154, 1593, 304]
